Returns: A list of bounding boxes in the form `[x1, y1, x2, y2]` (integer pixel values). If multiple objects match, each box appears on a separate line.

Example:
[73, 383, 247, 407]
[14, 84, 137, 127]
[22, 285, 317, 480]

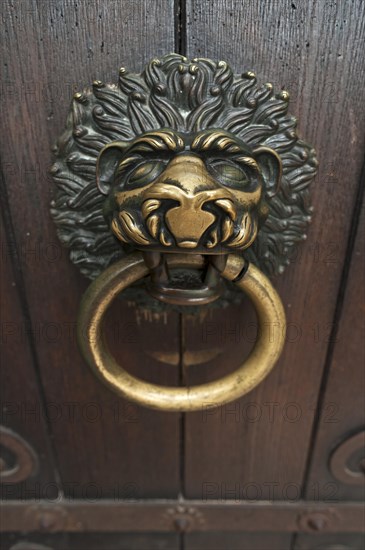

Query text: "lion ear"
[252, 146, 282, 198]
[96, 142, 128, 195]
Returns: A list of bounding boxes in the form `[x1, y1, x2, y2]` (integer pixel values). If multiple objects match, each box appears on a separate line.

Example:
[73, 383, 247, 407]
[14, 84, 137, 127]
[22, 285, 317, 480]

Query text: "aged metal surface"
[0, 427, 38, 484]
[51, 55, 317, 299]
[329, 431, 365, 487]
[1, 500, 364, 533]
[96, 128, 282, 255]
[77, 252, 286, 411]
[51, 53, 317, 408]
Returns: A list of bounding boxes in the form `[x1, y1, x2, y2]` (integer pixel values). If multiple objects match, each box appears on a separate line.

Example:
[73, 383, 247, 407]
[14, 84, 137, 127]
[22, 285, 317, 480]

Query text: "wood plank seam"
[301, 157, 365, 499]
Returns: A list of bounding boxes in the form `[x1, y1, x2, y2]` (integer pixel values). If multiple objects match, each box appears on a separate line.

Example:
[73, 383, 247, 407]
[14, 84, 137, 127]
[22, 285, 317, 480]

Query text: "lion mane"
[51, 54, 317, 305]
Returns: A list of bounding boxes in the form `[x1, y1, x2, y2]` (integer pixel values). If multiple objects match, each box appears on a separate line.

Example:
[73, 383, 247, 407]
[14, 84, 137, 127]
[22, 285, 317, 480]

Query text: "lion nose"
[165, 203, 215, 248]
[165, 192, 236, 249]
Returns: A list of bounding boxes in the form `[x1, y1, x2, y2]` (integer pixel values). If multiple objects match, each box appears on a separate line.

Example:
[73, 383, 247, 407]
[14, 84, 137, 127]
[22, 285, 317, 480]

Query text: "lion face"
[96, 129, 282, 255]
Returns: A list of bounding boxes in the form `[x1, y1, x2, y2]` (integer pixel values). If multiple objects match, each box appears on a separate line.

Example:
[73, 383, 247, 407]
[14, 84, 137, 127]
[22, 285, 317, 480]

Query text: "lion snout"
[142, 189, 238, 249]
[165, 203, 215, 248]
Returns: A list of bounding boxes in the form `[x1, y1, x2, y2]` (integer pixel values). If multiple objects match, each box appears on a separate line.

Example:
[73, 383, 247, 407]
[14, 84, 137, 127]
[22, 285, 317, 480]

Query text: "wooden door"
[1, 1, 364, 549]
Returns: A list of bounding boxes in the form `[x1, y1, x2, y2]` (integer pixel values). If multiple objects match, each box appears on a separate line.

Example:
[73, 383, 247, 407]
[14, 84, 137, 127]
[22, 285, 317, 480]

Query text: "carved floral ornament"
[51, 54, 317, 309]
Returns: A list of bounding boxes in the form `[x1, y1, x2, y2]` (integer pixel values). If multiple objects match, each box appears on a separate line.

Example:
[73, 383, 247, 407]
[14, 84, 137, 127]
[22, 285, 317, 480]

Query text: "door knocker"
[51, 54, 318, 411]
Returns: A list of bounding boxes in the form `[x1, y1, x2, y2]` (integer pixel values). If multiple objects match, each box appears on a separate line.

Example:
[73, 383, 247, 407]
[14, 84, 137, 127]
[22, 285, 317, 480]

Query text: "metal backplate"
[51, 54, 317, 310]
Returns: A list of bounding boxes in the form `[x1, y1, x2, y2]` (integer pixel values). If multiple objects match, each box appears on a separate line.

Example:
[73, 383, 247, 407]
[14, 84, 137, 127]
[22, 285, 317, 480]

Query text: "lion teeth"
[160, 230, 172, 247]
[207, 228, 219, 248]
[147, 215, 160, 239]
[221, 217, 234, 242]
[142, 199, 161, 219]
[215, 199, 237, 221]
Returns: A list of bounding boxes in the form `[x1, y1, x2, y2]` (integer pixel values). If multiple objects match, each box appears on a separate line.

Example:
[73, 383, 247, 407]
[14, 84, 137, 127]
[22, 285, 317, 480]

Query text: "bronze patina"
[51, 54, 317, 308]
[77, 253, 286, 411]
[50, 55, 317, 410]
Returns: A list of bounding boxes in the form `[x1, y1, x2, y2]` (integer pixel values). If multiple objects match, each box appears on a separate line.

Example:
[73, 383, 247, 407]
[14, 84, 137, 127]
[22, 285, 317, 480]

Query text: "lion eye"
[124, 160, 166, 189]
[209, 159, 250, 188]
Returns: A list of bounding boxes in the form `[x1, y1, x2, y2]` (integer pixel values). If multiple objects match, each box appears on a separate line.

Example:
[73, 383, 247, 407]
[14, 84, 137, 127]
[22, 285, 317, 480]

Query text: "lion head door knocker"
[51, 55, 318, 411]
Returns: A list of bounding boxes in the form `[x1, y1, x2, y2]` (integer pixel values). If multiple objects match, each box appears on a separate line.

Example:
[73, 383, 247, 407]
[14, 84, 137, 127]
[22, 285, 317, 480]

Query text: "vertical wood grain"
[304, 186, 365, 501]
[183, 0, 365, 499]
[1, 0, 180, 500]
[0, 212, 59, 500]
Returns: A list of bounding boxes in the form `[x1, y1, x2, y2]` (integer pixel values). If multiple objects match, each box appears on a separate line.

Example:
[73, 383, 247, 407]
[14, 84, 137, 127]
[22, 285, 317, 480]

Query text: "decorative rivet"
[162, 505, 205, 533]
[50, 164, 60, 174]
[244, 71, 256, 79]
[174, 516, 191, 532]
[298, 510, 337, 532]
[26, 505, 67, 533]
[279, 90, 290, 101]
[73, 126, 85, 137]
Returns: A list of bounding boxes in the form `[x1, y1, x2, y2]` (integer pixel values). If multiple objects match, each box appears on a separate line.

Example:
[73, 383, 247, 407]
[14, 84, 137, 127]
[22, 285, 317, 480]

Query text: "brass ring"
[77, 252, 286, 412]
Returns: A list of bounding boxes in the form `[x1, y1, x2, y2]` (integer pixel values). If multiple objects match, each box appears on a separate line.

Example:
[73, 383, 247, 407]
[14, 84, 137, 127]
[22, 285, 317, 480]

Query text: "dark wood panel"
[0, 0, 180, 498]
[305, 196, 365, 500]
[184, 0, 365, 499]
[0, 213, 58, 500]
